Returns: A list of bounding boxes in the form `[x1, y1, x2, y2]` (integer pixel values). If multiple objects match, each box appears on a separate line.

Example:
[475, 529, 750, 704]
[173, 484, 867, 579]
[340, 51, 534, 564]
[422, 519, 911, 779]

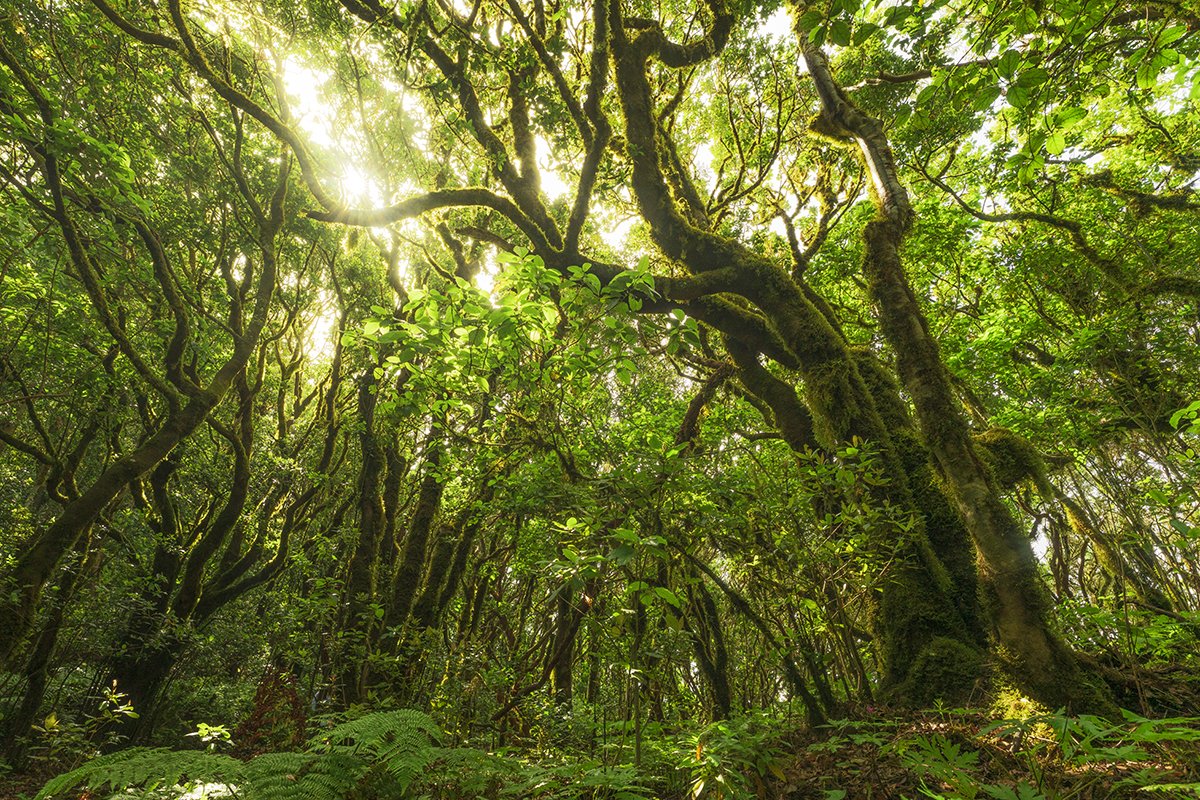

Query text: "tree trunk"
[3, 540, 98, 764]
[794, 26, 1115, 714]
[608, 6, 985, 701]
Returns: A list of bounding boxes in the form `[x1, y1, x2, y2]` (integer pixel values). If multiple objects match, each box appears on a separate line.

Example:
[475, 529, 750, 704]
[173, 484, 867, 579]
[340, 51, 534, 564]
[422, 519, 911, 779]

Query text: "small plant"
[26, 680, 140, 771]
[808, 715, 898, 753]
[230, 669, 307, 756]
[187, 723, 233, 752]
[685, 711, 787, 800]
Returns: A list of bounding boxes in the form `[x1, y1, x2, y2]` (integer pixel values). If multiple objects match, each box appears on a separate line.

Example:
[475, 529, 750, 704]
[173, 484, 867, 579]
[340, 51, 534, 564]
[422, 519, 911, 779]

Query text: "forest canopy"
[1, 0, 1199, 796]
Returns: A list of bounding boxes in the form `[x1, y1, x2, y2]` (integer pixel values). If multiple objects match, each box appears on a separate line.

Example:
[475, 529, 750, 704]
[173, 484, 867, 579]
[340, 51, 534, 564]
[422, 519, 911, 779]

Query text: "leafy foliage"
[3, 0, 1200, 796]
[35, 710, 440, 800]
[34, 748, 245, 800]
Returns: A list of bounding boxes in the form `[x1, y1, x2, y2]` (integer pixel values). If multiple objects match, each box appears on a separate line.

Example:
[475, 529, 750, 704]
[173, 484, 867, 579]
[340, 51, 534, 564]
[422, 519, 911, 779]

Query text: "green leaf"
[971, 85, 1002, 111]
[1155, 48, 1181, 68]
[916, 83, 940, 107]
[1054, 105, 1087, 128]
[1137, 61, 1158, 90]
[609, 544, 635, 566]
[1170, 400, 1200, 428]
[797, 10, 823, 32]
[996, 49, 1021, 79]
[1006, 85, 1031, 108]
[1170, 518, 1196, 538]
[1158, 25, 1187, 47]
[883, 5, 910, 26]
[830, 20, 852, 47]
[652, 587, 681, 608]
[1015, 67, 1049, 87]
[852, 22, 879, 45]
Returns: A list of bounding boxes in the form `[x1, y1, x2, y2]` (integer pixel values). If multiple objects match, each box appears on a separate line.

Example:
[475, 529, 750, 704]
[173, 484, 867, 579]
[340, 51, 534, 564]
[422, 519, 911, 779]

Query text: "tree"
[3, 0, 1200, 756]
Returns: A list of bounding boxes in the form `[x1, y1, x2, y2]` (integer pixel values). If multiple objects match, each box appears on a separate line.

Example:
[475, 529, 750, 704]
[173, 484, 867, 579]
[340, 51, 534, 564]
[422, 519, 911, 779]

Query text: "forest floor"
[0, 771, 50, 800]
[2, 705, 1198, 799]
[774, 706, 1200, 798]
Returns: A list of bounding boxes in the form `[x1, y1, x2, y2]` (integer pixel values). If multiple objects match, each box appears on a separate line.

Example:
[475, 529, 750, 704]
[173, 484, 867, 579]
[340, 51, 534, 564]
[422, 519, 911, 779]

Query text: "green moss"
[973, 428, 1052, 496]
[893, 636, 988, 707]
[850, 346, 910, 430]
[991, 643, 1120, 718]
[808, 112, 856, 145]
[877, 546, 982, 692]
[891, 430, 985, 644]
[800, 357, 864, 448]
[990, 683, 1051, 721]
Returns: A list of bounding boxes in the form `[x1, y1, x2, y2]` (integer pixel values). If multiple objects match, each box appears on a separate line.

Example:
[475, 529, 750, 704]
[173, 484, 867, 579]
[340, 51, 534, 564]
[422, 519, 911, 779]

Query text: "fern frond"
[244, 751, 362, 800]
[410, 746, 519, 797]
[317, 709, 441, 753]
[243, 751, 316, 797]
[315, 709, 441, 790]
[35, 710, 444, 800]
[34, 748, 244, 800]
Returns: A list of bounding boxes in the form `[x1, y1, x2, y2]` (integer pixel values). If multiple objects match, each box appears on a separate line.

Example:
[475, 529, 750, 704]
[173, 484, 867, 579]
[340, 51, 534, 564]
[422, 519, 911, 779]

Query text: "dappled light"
[2, 0, 1199, 798]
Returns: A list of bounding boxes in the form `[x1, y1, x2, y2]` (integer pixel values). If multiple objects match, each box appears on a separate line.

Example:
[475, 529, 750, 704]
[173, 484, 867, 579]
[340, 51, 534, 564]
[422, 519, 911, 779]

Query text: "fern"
[409, 746, 520, 799]
[314, 709, 441, 790]
[318, 709, 441, 752]
[240, 751, 362, 800]
[34, 748, 244, 799]
[34, 710, 443, 800]
[1136, 783, 1200, 796]
[497, 759, 654, 800]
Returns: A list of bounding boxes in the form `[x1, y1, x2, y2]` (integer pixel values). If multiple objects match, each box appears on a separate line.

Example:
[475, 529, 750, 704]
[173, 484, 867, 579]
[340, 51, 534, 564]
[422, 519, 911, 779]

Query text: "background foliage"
[2, 0, 1199, 796]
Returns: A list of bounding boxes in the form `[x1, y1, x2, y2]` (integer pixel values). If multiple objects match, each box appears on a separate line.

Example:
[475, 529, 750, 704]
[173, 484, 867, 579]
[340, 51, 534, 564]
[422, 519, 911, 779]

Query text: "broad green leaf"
[972, 85, 1002, 111]
[830, 20, 852, 47]
[1006, 84, 1031, 108]
[652, 587, 681, 608]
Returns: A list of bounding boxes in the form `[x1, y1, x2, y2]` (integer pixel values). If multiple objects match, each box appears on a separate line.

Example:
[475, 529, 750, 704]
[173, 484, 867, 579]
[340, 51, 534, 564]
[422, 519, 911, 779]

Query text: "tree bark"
[793, 22, 1115, 714]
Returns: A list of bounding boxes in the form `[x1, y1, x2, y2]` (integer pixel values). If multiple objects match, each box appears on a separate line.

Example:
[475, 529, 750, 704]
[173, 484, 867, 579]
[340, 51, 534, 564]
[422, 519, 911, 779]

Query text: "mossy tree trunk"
[607, 0, 984, 702]
[0, 34, 292, 666]
[3, 539, 99, 764]
[793, 23, 1116, 714]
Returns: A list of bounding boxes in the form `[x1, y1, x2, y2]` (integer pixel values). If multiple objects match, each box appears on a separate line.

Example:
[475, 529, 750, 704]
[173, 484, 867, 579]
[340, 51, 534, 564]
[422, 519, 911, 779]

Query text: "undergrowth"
[27, 705, 1200, 800]
[794, 707, 1200, 799]
[31, 708, 654, 800]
